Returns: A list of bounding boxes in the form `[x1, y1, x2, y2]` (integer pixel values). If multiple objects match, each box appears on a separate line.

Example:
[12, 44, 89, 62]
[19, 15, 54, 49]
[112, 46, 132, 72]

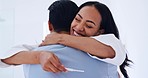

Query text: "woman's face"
[70, 6, 102, 37]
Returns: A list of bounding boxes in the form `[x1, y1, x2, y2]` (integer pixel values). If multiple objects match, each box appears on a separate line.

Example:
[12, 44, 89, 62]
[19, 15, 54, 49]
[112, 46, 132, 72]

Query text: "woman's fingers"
[39, 51, 66, 73]
[52, 54, 67, 72]
[39, 42, 46, 47]
[39, 33, 61, 46]
[42, 65, 52, 72]
[45, 61, 61, 73]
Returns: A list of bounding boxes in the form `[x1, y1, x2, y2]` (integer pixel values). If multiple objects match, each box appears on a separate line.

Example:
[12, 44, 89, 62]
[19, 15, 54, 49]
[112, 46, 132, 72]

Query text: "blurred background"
[0, 0, 148, 78]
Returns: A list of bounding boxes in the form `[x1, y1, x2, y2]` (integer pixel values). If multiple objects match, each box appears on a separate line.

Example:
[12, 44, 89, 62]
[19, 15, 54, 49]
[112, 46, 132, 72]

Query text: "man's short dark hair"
[48, 0, 78, 33]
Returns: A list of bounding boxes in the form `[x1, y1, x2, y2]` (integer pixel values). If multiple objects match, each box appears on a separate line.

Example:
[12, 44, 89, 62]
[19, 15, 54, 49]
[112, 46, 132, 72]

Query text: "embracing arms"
[40, 33, 126, 65]
[0, 45, 66, 72]
[41, 34, 114, 58]
[0, 33, 126, 70]
[1, 51, 40, 65]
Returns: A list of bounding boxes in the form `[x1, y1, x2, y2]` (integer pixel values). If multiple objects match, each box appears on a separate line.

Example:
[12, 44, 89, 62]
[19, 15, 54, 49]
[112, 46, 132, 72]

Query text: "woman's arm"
[0, 44, 66, 72]
[1, 51, 66, 72]
[60, 34, 115, 59]
[41, 33, 115, 58]
[0, 44, 38, 67]
[40, 33, 126, 65]
[1, 51, 40, 65]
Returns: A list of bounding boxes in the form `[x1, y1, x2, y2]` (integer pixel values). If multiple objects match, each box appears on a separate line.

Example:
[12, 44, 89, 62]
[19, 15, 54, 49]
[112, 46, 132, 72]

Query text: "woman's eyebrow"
[86, 20, 96, 26]
[78, 14, 96, 26]
[78, 14, 83, 19]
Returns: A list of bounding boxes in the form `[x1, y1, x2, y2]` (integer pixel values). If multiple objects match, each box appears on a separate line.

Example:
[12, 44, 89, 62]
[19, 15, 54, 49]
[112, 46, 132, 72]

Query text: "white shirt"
[90, 34, 126, 66]
[0, 34, 126, 67]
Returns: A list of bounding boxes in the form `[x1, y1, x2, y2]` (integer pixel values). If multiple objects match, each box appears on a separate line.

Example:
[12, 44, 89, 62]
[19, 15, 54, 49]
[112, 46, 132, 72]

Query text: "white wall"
[107, 0, 148, 78]
[0, 0, 148, 78]
[0, 0, 51, 78]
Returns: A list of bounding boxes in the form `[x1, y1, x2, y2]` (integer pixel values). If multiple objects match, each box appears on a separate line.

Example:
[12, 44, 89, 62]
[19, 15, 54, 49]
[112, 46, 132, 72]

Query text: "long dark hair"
[78, 1, 132, 78]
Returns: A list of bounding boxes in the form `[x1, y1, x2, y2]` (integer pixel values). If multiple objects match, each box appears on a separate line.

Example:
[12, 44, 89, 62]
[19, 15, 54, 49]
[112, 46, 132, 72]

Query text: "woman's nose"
[75, 23, 84, 32]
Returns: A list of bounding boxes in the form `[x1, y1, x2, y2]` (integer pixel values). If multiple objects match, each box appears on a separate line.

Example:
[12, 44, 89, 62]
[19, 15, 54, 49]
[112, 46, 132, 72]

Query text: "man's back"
[23, 44, 118, 78]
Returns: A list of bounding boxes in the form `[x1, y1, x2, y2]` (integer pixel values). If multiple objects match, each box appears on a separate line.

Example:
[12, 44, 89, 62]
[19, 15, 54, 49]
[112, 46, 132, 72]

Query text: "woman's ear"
[48, 21, 54, 32]
[96, 29, 105, 35]
[99, 29, 105, 34]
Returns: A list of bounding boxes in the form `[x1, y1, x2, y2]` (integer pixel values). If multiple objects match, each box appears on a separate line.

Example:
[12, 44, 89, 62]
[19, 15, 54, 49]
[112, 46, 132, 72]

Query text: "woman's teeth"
[74, 31, 81, 36]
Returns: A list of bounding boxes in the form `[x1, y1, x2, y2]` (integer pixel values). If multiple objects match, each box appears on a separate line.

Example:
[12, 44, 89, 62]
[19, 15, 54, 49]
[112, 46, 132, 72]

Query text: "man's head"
[48, 0, 78, 33]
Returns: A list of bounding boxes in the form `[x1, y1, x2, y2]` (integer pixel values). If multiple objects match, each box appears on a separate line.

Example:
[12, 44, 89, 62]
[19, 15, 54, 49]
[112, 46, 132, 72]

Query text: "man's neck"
[59, 31, 69, 34]
[51, 31, 69, 34]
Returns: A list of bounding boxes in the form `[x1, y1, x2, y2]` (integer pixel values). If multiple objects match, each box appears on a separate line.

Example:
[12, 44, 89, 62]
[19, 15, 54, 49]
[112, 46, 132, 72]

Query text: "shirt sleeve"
[89, 34, 126, 66]
[0, 44, 38, 68]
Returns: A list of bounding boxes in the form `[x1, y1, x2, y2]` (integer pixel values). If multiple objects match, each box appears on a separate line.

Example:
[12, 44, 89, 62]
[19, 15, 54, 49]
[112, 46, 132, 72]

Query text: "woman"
[0, 1, 131, 78]
[40, 1, 132, 78]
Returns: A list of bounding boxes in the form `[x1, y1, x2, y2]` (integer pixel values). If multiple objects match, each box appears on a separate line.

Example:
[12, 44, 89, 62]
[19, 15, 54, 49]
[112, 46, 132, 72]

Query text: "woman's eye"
[75, 18, 80, 22]
[86, 25, 93, 28]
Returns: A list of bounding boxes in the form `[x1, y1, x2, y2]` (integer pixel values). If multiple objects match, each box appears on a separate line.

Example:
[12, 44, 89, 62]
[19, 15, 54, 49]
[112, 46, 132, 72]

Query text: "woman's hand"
[40, 32, 62, 46]
[39, 51, 67, 73]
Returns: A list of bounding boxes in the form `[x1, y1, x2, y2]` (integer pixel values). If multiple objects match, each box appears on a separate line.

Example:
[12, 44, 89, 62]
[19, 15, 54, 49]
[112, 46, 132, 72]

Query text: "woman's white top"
[0, 34, 126, 67]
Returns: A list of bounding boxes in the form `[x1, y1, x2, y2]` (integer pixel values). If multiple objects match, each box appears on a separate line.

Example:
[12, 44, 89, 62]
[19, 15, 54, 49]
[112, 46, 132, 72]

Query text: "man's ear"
[48, 21, 54, 32]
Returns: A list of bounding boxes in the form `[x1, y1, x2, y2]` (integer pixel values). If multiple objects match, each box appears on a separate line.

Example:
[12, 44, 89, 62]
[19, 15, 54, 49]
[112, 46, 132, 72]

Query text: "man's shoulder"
[33, 44, 67, 51]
